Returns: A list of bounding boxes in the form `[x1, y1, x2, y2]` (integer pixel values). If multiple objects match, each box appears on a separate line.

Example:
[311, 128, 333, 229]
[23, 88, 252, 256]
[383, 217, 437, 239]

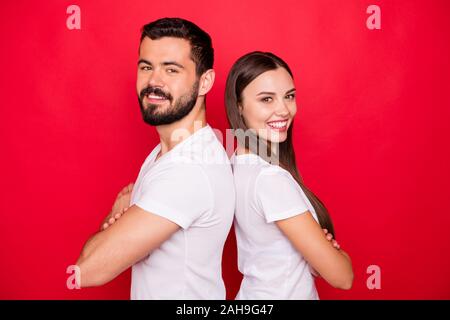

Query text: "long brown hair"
[225, 51, 335, 236]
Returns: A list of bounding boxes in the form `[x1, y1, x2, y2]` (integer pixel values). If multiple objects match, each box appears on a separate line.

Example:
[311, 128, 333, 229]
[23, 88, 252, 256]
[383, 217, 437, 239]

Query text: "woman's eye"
[286, 94, 296, 100]
[261, 97, 273, 103]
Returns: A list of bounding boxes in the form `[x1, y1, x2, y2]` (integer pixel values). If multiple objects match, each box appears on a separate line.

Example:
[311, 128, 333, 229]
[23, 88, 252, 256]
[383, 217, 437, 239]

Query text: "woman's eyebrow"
[256, 88, 296, 96]
[256, 91, 275, 96]
[285, 88, 296, 94]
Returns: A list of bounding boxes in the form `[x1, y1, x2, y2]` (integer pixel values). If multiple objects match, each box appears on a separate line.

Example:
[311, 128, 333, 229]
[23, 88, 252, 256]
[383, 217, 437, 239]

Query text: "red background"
[1, 0, 449, 299]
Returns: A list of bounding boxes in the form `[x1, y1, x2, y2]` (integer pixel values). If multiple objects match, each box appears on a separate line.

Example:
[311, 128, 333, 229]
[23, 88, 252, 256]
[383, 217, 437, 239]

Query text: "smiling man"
[75, 18, 235, 299]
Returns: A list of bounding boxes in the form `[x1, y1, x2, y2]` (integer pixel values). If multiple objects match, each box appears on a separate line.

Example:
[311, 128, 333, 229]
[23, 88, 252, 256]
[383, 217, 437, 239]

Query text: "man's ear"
[198, 69, 215, 96]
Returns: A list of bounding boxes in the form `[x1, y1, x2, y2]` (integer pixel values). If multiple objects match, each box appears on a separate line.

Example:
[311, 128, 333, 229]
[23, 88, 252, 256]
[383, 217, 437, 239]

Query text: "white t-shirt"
[129, 125, 235, 299]
[231, 152, 320, 300]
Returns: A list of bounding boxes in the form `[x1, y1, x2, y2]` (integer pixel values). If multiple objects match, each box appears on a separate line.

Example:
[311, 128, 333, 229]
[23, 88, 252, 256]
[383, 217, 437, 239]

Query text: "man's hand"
[310, 228, 341, 277]
[101, 183, 134, 231]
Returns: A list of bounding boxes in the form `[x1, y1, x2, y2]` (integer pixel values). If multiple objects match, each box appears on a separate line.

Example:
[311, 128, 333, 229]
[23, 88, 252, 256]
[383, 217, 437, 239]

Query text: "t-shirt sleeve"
[134, 162, 213, 229]
[255, 167, 310, 223]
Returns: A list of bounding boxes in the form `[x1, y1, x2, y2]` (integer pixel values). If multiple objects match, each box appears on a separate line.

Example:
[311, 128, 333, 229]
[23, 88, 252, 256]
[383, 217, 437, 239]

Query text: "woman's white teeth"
[268, 121, 287, 128]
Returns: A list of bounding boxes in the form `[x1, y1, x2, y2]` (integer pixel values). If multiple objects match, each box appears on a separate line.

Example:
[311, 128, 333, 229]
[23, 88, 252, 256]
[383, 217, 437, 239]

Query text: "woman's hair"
[225, 51, 335, 236]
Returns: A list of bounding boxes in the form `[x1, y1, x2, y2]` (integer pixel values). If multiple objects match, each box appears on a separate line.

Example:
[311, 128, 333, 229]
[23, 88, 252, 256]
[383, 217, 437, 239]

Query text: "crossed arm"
[75, 187, 180, 287]
[276, 211, 354, 290]
[79, 185, 352, 290]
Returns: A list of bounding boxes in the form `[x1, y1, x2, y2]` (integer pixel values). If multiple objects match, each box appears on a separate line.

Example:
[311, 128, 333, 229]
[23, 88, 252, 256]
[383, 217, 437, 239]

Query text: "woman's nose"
[274, 100, 290, 117]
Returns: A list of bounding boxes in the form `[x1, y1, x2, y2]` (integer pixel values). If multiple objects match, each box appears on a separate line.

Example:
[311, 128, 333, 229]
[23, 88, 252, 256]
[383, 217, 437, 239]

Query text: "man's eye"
[167, 68, 179, 74]
[140, 66, 151, 71]
[261, 97, 273, 103]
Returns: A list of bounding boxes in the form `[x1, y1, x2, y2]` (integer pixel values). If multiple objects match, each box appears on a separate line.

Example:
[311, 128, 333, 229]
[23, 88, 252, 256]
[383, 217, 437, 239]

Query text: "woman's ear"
[238, 104, 247, 126]
[198, 69, 215, 96]
[238, 104, 243, 116]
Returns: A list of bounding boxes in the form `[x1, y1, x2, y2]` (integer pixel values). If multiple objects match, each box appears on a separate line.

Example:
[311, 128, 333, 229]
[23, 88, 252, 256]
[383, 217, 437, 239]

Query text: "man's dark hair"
[140, 17, 214, 77]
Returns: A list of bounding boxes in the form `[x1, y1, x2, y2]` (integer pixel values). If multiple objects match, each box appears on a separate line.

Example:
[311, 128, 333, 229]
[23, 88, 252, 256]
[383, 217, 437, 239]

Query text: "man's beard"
[138, 81, 199, 126]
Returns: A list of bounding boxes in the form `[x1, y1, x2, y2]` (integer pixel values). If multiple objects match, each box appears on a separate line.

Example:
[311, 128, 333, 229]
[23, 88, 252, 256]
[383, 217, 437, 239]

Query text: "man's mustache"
[139, 86, 173, 102]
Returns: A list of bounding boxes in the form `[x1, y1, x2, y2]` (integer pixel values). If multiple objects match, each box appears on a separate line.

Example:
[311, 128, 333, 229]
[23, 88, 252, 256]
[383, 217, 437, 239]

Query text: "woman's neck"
[235, 144, 252, 156]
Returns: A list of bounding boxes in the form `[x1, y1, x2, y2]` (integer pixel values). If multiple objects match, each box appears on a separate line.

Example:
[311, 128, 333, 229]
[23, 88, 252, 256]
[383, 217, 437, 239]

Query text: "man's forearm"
[76, 231, 104, 287]
[78, 231, 101, 260]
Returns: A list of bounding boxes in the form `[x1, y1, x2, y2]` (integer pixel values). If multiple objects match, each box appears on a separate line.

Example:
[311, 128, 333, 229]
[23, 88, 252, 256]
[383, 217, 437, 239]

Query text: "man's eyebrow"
[138, 59, 151, 66]
[162, 61, 184, 69]
[137, 59, 184, 69]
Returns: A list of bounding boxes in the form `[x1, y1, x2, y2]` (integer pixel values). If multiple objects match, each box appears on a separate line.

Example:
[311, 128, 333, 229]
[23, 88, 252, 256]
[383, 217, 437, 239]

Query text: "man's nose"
[148, 69, 164, 87]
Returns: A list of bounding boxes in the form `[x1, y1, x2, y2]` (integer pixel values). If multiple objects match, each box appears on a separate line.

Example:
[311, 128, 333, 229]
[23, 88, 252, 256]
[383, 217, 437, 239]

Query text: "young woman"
[225, 51, 353, 299]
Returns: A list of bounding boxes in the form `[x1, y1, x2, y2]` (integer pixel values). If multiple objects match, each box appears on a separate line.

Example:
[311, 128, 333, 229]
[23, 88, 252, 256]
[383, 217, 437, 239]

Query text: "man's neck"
[155, 104, 207, 157]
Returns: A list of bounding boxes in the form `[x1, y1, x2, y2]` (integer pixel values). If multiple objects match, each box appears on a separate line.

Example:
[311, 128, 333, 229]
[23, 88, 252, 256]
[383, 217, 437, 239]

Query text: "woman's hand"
[310, 228, 341, 277]
[323, 228, 340, 250]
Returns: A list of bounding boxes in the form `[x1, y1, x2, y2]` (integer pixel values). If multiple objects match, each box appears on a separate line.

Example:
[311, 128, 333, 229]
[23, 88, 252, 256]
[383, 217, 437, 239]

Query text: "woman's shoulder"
[232, 153, 296, 186]
[255, 164, 295, 188]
